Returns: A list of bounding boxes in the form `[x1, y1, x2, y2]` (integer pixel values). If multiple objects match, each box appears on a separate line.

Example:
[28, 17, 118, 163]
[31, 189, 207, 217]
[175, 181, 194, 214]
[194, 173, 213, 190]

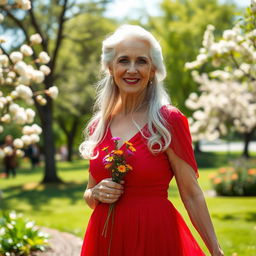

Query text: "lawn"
[0, 155, 256, 256]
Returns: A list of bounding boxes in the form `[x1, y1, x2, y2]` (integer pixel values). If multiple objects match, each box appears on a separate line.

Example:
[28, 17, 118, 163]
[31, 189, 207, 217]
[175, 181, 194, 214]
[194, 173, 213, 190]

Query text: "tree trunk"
[243, 129, 255, 158]
[36, 97, 62, 183]
[66, 119, 79, 162]
[56, 116, 79, 162]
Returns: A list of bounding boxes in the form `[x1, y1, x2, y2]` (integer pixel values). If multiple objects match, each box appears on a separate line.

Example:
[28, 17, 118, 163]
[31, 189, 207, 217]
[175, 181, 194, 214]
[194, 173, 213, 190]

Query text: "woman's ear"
[108, 65, 113, 76]
[150, 67, 156, 80]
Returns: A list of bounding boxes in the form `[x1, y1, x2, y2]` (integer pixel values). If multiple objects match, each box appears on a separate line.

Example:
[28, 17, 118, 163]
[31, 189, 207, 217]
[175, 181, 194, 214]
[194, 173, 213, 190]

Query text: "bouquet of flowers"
[101, 137, 136, 238]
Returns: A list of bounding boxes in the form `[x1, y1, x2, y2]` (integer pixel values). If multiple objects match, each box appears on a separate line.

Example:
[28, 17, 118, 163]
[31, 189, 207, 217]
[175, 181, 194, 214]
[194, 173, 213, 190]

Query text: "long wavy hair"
[79, 24, 172, 159]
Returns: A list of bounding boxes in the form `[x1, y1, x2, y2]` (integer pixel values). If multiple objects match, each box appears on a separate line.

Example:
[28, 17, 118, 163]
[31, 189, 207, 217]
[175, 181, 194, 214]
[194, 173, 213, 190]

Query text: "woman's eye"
[119, 59, 128, 63]
[137, 59, 147, 64]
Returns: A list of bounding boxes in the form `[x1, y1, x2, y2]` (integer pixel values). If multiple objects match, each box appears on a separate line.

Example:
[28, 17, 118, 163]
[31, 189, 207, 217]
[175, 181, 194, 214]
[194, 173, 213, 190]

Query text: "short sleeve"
[161, 105, 199, 178]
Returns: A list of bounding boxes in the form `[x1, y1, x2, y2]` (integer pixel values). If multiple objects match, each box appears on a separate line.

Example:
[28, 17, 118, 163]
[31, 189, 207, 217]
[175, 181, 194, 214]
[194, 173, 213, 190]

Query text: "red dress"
[80, 106, 206, 256]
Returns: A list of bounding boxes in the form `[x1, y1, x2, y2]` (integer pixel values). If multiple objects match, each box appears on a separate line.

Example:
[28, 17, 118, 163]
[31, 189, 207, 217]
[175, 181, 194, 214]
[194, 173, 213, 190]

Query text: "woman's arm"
[166, 148, 224, 256]
[84, 173, 124, 210]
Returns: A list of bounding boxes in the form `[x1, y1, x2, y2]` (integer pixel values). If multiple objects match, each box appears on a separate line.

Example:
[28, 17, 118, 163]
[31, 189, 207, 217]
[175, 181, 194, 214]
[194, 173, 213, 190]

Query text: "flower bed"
[209, 159, 256, 196]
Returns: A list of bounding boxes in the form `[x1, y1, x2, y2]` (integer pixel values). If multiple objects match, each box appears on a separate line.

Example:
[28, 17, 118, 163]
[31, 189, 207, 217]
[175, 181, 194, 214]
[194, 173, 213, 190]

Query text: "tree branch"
[2, 7, 30, 43]
[50, 0, 69, 74]
[29, 0, 48, 52]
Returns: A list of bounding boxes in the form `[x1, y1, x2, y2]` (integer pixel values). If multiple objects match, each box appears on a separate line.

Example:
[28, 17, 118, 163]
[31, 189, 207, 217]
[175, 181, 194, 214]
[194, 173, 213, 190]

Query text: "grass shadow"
[0, 181, 88, 211]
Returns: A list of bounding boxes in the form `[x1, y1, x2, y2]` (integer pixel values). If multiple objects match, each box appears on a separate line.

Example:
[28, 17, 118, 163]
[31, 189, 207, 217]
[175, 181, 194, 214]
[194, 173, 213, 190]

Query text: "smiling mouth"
[123, 78, 140, 85]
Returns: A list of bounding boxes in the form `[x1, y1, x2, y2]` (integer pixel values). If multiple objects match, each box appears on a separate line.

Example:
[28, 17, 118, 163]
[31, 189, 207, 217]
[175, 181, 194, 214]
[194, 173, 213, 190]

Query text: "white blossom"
[30, 134, 40, 143]
[31, 124, 42, 134]
[13, 139, 24, 149]
[8, 71, 16, 78]
[46, 86, 58, 99]
[0, 13, 4, 23]
[1, 114, 11, 123]
[4, 146, 13, 156]
[38, 51, 50, 64]
[15, 84, 33, 100]
[0, 54, 9, 66]
[14, 61, 28, 76]
[16, 149, 25, 157]
[10, 51, 23, 63]
[0, 36, 7, 43]
[40, 65, 51, 75]
[26, 108, 35, 123]
[21, 135, 31, 145]
[30, 33, 42, 45]
[20, 44, 33, 56]
[22, 125, 33, 135]
[36, 95, 47, 105]
[32, 70, 44, 83]
[13, 109, 27, 124]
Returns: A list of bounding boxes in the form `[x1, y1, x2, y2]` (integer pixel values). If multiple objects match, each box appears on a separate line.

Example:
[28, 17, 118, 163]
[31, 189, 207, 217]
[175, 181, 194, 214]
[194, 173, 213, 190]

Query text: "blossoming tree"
[0, 1, 58, 166]
[185, 0, 256, 157]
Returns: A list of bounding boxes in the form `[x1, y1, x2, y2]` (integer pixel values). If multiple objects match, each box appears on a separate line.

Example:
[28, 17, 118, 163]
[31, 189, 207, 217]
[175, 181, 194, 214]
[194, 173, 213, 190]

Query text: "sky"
[105, 0, 252, 20]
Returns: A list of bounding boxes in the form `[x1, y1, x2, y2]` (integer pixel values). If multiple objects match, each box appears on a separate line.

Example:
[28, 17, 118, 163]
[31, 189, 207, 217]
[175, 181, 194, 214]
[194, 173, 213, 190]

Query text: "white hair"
[79, 24, 172, 159]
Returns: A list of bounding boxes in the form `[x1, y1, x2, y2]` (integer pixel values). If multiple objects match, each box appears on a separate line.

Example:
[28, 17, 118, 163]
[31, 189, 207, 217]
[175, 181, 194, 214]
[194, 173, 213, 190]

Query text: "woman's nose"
[126, 63, 138, 74]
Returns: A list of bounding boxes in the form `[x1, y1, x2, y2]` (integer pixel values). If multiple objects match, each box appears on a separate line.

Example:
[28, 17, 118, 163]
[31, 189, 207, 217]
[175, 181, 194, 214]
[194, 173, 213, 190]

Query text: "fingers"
[92, 178, 124, 204]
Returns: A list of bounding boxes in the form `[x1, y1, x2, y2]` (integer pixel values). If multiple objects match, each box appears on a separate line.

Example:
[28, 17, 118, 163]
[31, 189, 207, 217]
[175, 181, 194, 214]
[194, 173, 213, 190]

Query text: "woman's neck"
[115, 90, 148, 116]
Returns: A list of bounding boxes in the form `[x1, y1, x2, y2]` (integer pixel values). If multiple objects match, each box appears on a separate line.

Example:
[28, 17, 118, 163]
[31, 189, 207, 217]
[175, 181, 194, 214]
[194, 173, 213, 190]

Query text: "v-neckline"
[108, 123, 148, 150]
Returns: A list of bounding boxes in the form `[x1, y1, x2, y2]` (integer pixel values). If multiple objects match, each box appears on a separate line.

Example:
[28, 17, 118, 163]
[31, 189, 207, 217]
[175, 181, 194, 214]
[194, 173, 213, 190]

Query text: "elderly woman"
[79, 25, 224, 256]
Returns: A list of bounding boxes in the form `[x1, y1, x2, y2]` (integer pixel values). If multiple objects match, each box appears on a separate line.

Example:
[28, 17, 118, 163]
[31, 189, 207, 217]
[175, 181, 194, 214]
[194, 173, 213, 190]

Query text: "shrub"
[0, 211, 49, 256]
[209, 159, 256, 196]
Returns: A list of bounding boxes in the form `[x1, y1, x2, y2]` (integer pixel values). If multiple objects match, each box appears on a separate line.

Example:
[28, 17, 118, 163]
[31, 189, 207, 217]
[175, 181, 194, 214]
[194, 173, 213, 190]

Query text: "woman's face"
[109, 37, 155, 95]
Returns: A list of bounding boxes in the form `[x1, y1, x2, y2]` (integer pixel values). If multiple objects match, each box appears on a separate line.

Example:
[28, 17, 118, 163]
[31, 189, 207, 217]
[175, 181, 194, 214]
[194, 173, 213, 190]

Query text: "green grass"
[0, 158, 256, 256]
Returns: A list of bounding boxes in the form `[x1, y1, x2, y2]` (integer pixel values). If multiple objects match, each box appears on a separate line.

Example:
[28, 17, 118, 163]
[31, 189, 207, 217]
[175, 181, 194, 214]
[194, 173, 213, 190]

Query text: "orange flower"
[129, 146, 136, 152]
[213, 177, 222, 184]
[105, 163, 112, 169]
[114, 150, 124, 155]
[208, 173, 216, 179]
[248, 169, 256, 175]
[124, 141, 133, 146]
[126, 164, 133, 171]
[102, 146, 109, 152]
[231, 173, 238, 180]
[117, 165, 126, 173]
[219, 168, 227, 174]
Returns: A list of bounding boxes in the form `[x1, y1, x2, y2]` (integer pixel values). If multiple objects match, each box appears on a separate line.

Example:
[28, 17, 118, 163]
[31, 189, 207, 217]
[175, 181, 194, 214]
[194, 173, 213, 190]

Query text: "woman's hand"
[91, 178, 124, 204]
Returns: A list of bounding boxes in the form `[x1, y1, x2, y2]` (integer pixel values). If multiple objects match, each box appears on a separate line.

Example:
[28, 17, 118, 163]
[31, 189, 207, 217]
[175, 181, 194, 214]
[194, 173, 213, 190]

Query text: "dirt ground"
[33, 227, 83, 256]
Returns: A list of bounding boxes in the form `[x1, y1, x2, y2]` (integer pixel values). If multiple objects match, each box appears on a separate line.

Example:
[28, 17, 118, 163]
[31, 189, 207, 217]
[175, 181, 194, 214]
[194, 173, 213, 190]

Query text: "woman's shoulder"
[160, 104, 185, 123]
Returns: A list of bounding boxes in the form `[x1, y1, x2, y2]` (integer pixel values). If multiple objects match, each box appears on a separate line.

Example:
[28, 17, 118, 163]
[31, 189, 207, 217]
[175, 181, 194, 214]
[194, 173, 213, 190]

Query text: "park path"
[34, 227, 83, 256]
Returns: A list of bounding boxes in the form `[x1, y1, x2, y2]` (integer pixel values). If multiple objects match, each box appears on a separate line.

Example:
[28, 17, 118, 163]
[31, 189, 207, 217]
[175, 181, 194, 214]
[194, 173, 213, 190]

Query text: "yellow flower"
[129, 146, 136, 152]
[114, 150, 124, 155]
[102, 146, 109, 152]
[126, 164, 133, 171]
[106, 156, 113, 162]
[117, 165, 126, 173]
[124, 141, 133, 146]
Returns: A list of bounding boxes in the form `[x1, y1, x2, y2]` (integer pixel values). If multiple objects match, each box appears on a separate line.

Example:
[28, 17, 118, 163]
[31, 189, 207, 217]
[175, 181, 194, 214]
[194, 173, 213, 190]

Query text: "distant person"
[60, 145, 68, 161]
[3, 135, 17, 178]
[26, 143, 41, 169]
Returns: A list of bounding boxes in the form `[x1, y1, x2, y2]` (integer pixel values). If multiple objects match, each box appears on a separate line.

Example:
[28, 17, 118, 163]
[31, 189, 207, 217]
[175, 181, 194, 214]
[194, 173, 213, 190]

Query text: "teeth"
[125, 79, 138, 82]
